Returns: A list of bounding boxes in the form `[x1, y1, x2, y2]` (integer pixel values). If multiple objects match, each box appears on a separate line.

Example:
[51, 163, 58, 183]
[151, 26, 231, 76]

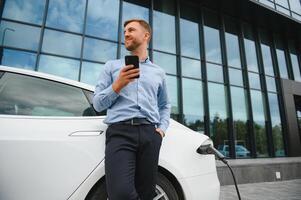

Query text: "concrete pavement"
[220, 179, 301, 200]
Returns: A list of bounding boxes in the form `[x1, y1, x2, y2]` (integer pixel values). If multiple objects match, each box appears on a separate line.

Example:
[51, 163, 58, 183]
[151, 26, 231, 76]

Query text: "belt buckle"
[131, 118, 140, 126]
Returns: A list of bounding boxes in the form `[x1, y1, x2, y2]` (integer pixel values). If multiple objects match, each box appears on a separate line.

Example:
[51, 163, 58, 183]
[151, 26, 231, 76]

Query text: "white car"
[0, 65, 220, 200]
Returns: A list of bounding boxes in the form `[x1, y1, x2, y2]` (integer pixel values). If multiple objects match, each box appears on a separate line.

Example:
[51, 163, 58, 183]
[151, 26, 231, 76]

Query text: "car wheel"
[86, 173, 179, 200]
[154, 172, 179, 200]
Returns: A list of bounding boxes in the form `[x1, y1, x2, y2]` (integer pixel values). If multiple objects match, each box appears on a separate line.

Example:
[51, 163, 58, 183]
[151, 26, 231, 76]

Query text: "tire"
[85, 179, 107, 200]
[85, 172, 179, 200]
[155, 172, 179, 200]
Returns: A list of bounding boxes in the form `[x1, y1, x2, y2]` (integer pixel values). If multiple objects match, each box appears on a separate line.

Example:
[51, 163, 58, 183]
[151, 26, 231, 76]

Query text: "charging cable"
[197, 144, 241, 200]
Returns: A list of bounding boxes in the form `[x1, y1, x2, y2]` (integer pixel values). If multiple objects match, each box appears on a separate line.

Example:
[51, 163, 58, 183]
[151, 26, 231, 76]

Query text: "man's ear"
[145, 32, 151, 42]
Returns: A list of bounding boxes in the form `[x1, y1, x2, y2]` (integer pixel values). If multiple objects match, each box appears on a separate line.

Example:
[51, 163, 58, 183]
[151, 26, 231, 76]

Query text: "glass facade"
[1, 0, 300, 158]
[254, 0, 301, 22]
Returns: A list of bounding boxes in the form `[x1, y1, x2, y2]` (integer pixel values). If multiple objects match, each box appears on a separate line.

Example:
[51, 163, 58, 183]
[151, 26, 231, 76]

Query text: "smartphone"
[125, 55, 139, 78]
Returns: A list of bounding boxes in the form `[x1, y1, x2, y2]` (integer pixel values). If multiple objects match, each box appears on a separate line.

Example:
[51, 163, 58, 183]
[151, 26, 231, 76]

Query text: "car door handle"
[69, 130, 104, 136]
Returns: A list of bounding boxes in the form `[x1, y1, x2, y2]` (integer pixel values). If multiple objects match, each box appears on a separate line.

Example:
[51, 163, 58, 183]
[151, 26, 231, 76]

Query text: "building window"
[38, 55, 80, 81]
[1, 49, 36, 70]
[80, 61, 104, 86]
[181, 57, 201, 79]
[46, 0, 85, 33]
[182, 78, 204, 132]
[42, 29, 82, 58]
[2, 0, 46, 25]
[208, 82, 228, 156]
[83, 37, 117, 63]
[152, 51, 177, 75]
[231, 86, 250, 158]
[86, 0, 120, 41]
[0, 20, 41, 51]
[250, 90, 268, 157]
[268, 93, 285, 157]
[153, 0, 176, 54]
[243, 24, 259, 73]
[275, 34, 289, 79]
[203, 10, 222, 64]
[166, 75, 179, 120]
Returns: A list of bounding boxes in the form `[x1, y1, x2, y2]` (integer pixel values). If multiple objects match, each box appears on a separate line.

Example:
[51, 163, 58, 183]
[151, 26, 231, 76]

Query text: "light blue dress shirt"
[93, 58, 171, 132]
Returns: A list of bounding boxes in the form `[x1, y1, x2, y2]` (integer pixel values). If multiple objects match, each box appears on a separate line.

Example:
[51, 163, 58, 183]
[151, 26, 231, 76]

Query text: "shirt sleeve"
[157, 73, 171, 133]
[93, 61, 119, 112]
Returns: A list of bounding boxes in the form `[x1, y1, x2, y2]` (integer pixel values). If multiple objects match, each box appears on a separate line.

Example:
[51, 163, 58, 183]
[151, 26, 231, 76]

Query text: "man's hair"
[124, 19, 152, 41]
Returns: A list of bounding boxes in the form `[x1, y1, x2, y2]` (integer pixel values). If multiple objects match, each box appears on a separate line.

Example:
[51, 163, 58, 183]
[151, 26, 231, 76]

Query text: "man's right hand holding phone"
[112, 65, 140, 94]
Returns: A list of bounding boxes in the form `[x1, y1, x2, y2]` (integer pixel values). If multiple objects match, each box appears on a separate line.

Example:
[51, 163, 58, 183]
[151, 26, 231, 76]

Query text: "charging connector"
[197, 141, 241, 200]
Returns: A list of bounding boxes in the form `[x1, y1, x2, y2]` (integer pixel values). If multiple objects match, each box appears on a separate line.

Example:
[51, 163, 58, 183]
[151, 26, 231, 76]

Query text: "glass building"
[0, 0, 301, 158]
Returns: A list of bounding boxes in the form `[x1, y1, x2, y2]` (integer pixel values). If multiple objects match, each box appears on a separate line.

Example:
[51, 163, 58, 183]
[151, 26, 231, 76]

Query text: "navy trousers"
[105, 123, 162, 200]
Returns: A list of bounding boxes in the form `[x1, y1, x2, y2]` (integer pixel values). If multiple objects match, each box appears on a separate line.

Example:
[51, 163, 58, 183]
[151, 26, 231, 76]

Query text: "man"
[93, 19, 171, 200]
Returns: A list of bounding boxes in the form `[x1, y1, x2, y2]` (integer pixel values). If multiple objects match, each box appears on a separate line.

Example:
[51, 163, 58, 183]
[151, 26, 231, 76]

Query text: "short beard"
[125, 40, 140, 51]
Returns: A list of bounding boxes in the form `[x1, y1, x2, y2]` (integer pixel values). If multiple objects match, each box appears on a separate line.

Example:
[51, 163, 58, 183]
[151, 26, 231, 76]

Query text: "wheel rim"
[153, 184, 169, 200]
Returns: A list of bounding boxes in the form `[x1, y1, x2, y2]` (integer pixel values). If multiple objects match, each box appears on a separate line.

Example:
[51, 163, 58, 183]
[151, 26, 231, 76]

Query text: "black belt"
[115, 118, 153, 126]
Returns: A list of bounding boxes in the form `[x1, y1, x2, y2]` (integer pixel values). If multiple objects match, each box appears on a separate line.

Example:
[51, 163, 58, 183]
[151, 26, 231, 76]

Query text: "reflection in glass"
[153, 11, 176, 53]
[259, 0, 275, 8]
[166, 75, 179, 116]
[80, 62, 104, 86]
[182, 78, 204, 132]
[0, 21, 40, 50]
[225, 32, 241, 68]
[231, 86, 250, 158]
[289, 0, 301, 14]
[1, 49, 36, 70]
[181, 57, 201, 79]
[204, 26, 222, 64]
[120, 44, 131, 58]
[266, 76, 277, 92]
[275, 0, 289, 8]
[276, 49, 289, 79]
[229, 68, 244, 86]
[208, 82, 228, 154]
[207, 63, 224, 83]
[180, 19, 200, 59]
[0, 72, 93, 116]
[244, 38, 259, 72]
[292, 13, 301, 21]
[268, 93, 285, 157]
[86, 0, 119, 41]
[250, 90, 268, 157]
[248, 72, 261, 90]
[42, 29, 81, 58]
[261, 44, 275, 76]
[153, 51, 177, 75]
[122, 1, 149, 43]
[291, 53, 301, 81]
[38, 55, 80, 81]
[83, 38, 117, 63]
[122, 1, 149, 23]
[2, 0, 46, 24]
[46, 0, 85, 33]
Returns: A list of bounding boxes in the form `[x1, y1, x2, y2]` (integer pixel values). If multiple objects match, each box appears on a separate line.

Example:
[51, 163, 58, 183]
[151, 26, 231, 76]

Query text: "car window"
[83, 89, 106, 116]
[0, 72, 96, 116]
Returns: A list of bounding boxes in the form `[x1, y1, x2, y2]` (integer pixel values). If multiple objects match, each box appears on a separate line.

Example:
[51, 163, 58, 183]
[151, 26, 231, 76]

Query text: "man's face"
[124, 21, 149, 51]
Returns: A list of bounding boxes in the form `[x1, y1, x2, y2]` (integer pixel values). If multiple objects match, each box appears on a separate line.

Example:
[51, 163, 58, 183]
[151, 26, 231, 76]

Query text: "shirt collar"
[140, 56, 151, 64]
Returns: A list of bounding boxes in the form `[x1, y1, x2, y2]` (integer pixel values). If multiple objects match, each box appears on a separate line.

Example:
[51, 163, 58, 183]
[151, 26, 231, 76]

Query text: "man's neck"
[131, 48, 148, 62]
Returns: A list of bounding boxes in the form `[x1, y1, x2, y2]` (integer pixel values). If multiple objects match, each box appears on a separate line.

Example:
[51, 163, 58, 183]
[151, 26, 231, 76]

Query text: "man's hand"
[112, 65, 140, 93]
[155, 128, 165, 138]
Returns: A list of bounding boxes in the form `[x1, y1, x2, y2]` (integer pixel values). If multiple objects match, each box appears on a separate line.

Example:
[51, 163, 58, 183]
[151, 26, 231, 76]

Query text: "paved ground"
[220, 179, 301, 200]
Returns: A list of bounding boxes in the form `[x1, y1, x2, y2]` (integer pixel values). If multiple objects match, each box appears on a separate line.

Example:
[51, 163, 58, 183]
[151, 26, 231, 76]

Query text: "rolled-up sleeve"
[93, 61, 119, 112]
[157, 74, 171, 133]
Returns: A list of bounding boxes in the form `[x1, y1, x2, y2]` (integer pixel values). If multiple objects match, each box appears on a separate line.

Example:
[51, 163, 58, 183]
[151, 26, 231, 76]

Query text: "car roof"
[0, 65, 95, 92]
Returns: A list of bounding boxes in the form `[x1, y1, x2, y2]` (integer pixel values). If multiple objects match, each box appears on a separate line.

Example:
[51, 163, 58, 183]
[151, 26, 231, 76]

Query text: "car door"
[0, 71, 106, 200]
